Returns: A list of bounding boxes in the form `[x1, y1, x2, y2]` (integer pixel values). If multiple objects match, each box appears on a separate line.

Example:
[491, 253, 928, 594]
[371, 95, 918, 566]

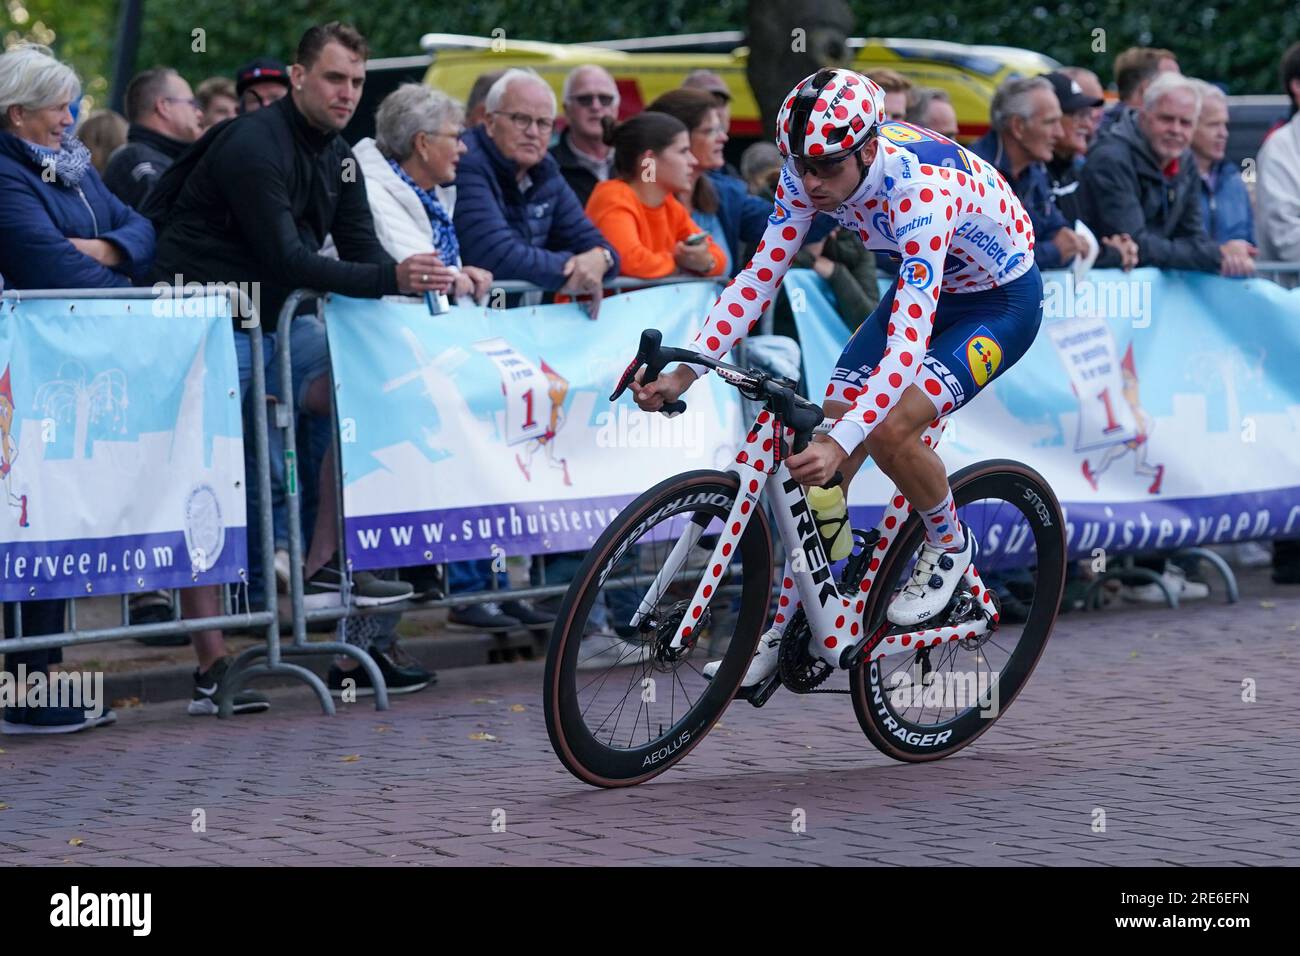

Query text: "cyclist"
[633, 68, 1044, 688]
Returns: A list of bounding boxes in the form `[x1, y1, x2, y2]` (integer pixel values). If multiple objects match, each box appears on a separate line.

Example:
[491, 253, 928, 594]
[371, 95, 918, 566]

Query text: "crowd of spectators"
[2, 22, 1299, 732]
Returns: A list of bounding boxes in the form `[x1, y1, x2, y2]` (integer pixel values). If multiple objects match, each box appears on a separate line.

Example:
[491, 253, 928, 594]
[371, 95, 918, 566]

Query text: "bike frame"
[639, 403, 1001, 671]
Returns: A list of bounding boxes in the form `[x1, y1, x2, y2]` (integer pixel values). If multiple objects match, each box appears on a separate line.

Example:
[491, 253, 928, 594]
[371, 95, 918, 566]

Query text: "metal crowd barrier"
[1253, 261, 1300, 288]
[273, 277, 751, 701]
[0, 286, 341, 716]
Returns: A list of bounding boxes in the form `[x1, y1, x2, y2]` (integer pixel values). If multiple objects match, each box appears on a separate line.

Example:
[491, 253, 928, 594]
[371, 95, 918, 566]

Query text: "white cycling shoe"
[702, 626, 782, 687]
[887, 524, 977, 627]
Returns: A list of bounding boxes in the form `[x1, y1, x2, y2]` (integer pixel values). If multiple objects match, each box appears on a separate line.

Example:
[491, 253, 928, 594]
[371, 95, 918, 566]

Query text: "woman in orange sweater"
[585, 112, 726, 280]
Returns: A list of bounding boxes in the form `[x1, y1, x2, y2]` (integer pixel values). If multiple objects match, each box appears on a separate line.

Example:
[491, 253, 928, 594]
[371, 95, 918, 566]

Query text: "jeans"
[233, 318, 332, 599]
[3, 599, 66, 674]
[448, 560, 507, 595]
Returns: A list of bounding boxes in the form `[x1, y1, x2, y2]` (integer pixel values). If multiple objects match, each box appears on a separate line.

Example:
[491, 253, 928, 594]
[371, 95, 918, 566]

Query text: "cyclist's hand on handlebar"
[633, 365, 697, 412]
[787, 438, 847, 488]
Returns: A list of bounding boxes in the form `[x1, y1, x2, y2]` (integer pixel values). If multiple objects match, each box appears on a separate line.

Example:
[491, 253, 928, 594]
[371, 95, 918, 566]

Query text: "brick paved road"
[2, 571, 1298, 866]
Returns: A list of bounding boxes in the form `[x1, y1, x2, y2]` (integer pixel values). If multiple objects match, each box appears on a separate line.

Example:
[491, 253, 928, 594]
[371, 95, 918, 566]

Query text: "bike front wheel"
[544, 469, 773, 787]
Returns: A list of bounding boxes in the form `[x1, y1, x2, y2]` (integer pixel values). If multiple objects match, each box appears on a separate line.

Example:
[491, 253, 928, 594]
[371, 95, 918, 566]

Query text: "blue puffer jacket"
[453, 125, 617, 289]
[0, 130, 155, 289]
[1198, 158, 1254, 244]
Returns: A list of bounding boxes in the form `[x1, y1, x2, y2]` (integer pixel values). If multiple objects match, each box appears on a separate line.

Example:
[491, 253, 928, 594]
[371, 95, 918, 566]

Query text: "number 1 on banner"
[474, 337, 549, 446]
[1097, 387, 1122, 433]
[522, 388, 536, 429]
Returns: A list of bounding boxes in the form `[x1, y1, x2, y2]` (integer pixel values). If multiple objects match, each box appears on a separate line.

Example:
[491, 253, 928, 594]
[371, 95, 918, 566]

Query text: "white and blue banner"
[325, 283, 744, 568]
[0, 296, 248, 600]
[787, 267, 1300, 558]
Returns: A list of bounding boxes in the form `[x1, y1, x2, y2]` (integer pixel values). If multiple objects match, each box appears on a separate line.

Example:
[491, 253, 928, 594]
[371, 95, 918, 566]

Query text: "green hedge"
[3, 0, 1295, 109]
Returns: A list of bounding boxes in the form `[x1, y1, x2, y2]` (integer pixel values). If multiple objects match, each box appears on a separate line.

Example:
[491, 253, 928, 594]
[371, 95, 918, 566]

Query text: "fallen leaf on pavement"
[341, 754, 361, 763]
[508, 704, 525, 712]
[68, 838, 83, 846]
[469, 732, 498, 742]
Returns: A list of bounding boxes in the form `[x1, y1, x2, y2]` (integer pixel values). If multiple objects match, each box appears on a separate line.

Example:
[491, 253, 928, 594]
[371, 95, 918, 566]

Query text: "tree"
[746, 0, 854, 143]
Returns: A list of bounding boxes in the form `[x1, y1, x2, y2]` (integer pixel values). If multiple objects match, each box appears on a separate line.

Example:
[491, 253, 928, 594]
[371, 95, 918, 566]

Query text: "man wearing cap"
[235, 57, 291, 113]
[1042, 71, 1102, 225]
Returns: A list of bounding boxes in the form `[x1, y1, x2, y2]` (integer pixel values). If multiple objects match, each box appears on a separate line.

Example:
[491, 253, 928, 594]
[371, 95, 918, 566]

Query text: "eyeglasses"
[162, 96, 203, 111]
[494, 111, 555, 134]
[426, 127, 466, 141]
[570, 93, 616, 108]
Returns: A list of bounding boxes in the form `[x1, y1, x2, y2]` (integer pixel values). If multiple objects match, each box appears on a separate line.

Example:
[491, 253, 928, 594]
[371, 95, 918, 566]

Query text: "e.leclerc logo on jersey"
[769, 199, 791, 226]
[872, 212, 894, 240]
[900, 257, 933, 290]
[1001, 251, 1026, 276]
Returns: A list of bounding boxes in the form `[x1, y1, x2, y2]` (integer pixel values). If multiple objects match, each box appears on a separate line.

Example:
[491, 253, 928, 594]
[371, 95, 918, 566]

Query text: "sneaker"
[354, 571, 414, 607]
[1, 705, 96, 735]
[576, 630, 653, 670]
[131, 590, 189, 646]
[1147, 464, 1165, 495]
[274, 549, 291, 594]
[1122, 564, 1210, 604]
[85, 708, 118, 728]
[498, 598, 554, 627]
[400, 564, 446, 602]
[702, 625, 781, 687]
[446, 601, 521, 631]
[188, 657, 272, 716]
[1229, 541, 1272, 569]
[303, 566, 414, 609]
[328, 649, 434, 697]
[888, 524, 977, 626]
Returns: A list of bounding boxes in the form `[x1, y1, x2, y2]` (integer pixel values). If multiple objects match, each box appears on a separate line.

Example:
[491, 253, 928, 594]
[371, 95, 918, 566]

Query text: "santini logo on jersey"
[954, 220, 1013, 268]
[900, 257, 933, 290]
[895, 214, 933, 239]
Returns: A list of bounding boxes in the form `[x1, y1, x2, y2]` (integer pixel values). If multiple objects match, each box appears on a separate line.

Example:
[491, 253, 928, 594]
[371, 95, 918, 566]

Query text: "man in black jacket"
[1077, 72, 1255, 276]
[152, 23, 453, 689]
[103, 67, 203, 209]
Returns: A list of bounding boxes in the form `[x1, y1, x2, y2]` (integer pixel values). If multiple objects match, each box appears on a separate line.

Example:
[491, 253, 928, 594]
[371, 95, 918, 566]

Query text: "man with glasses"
[235, 57, 291, 114]
[550, 65, 619, 206]
[455, 67, 617, 302]
[103, 67, 203, 210]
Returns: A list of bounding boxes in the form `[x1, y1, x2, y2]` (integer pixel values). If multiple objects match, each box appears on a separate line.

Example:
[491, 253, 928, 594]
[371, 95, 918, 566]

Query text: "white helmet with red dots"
[775, 68, 887, 160]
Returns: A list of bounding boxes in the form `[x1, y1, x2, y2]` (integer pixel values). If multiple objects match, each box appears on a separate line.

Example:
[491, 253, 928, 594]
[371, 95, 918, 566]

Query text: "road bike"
[544, 329, 1066, 787]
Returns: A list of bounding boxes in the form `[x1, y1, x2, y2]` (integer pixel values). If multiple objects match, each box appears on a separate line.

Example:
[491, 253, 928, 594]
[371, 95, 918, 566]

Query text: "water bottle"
[807, 484, 852, 561]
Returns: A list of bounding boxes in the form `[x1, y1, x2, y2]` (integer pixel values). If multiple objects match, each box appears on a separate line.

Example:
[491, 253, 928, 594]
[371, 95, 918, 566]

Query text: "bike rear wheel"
[851, 459, 1066, 762]
[544, 469, 773, 787]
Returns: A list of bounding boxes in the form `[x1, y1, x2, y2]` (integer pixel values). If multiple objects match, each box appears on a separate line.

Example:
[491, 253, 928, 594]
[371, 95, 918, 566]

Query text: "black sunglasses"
[571, 93, 616, 108]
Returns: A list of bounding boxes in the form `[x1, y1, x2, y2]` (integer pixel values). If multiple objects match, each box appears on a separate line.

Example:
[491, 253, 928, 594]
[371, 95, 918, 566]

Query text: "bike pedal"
[736, 671, 783, 707]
